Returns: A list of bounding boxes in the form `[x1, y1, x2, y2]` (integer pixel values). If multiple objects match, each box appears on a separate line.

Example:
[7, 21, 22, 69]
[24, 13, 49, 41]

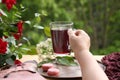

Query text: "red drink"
[51, 29, 70, 54]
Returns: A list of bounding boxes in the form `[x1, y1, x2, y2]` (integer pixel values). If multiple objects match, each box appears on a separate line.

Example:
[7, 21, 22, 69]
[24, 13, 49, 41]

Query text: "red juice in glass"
[51, 29, 70, 54]
[50, 21, 73, 55]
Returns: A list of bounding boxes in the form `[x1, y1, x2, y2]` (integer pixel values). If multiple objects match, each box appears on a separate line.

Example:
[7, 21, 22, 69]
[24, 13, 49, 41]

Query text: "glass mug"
[50, 21, 73, 56]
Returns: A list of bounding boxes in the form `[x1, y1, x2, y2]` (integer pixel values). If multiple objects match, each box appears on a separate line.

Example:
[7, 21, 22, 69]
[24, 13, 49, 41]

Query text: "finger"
[76, 30, 88, 36]
[75, 30, 81, 36]
[80, 30, 89, 37]
[68, 29, 75, 37]
[79, 30, 90, 40]
[73, 29, 84, 36]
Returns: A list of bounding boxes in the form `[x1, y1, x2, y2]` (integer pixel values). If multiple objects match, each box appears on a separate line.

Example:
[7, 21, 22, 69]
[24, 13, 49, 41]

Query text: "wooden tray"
[38, 61, 105, 79]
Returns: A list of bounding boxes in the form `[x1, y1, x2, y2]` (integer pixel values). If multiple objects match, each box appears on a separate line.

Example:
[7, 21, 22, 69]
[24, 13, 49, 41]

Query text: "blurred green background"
[20, 0, 120, 55]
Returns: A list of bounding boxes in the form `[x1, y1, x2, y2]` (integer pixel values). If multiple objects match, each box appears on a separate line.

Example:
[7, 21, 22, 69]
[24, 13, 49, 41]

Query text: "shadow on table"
[46, 77, 82, 80]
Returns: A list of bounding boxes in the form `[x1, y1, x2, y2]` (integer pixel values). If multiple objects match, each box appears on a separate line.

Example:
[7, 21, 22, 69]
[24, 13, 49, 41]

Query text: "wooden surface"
[20, 55, 104, 62]
[20, 55, 104, 80]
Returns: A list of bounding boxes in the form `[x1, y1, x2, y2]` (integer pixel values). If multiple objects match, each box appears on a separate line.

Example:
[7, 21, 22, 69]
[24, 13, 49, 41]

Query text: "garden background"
[17, 0, 120, 55]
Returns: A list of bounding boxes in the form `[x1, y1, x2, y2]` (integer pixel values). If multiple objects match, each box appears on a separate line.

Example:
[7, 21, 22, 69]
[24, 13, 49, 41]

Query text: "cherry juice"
[51, 29, 70, 54]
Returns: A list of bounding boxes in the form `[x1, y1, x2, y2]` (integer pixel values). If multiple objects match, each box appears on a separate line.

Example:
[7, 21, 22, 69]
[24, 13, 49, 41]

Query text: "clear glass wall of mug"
[50, 21, 73, 56]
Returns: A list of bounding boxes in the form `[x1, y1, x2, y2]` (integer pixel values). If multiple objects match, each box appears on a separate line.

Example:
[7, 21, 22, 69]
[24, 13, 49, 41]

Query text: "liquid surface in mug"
[51, 29, 70, 54]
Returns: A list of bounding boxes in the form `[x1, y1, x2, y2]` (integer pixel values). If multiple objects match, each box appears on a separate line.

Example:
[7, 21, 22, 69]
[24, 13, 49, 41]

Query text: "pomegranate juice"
[51, 29, 70, 54]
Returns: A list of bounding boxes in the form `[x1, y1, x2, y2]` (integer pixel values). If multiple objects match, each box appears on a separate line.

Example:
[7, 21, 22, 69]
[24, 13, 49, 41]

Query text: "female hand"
[68, 29, 90, 53]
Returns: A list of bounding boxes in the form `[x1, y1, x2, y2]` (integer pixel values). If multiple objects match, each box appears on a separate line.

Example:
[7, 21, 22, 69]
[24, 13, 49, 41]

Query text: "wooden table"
[20, 55, 104, 62]
[20, 55, 104, 80]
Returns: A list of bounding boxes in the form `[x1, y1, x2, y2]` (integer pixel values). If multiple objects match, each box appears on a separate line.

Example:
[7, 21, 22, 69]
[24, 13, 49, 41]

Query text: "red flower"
[13, 33, 22, 40]
[1, 0, 6, 3]
[17, 21, 23, 33]
[13, 21, 23, 40]
[14, 59, 22, 66]
[2, 0, 16, 11]
[0, 38, 8, 54]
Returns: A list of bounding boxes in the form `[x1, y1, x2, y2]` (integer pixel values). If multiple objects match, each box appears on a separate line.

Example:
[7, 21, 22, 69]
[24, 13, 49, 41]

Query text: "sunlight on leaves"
[44, 26, 51, 37]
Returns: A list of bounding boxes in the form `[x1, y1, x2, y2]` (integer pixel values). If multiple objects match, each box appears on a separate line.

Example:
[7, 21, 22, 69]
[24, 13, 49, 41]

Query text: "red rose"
[2, 0, 16, 11]
[0, 38, 8, 54]
[17, 21, 23, 33]
[13, 21, 23, 40]
[1, 0, 6, 3]
[13, 33, 21, 40]
[14, 59, 22, 66]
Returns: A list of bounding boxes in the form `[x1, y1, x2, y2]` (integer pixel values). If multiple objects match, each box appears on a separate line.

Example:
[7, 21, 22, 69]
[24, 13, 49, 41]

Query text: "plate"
[39, 64, 81, 79]
[38, 61, 105, 79]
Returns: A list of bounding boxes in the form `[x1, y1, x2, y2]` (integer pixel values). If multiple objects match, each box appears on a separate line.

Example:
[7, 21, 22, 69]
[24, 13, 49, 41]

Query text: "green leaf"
[34, 13, 41, 23]
[6, 58, 14, 65]
[37, 58, 54, 67]
[37, 56, 78, 67]
[44, 26, 51, 37]
[56, 56, 78, 66]
[35, 13, 41, 17]
[0, 9, 7, 16]
[80, 0, 87, 5]
[6, 36, 16, 46]
[22, 37, 31, 45]
[33, 25, 44, 29]
[41, 10, 47, 16]
[25, 47, 37, 55]
[18, 53, 22, 59]
[11, 55, 16, 60]
[24, 21, 31, 25]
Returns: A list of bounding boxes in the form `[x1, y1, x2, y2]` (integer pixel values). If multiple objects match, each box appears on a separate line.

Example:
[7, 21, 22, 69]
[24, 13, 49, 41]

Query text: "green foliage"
[0, 1, 34, 67]
[38, 56, 77, 67]
[25, 46, 37, 55]
[20, 0, 120, 55]
[44, 26, 51, 37]
[37, 58, 54, 67]
[56, 56, 78, 66]
[92, 40, 120, 55]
